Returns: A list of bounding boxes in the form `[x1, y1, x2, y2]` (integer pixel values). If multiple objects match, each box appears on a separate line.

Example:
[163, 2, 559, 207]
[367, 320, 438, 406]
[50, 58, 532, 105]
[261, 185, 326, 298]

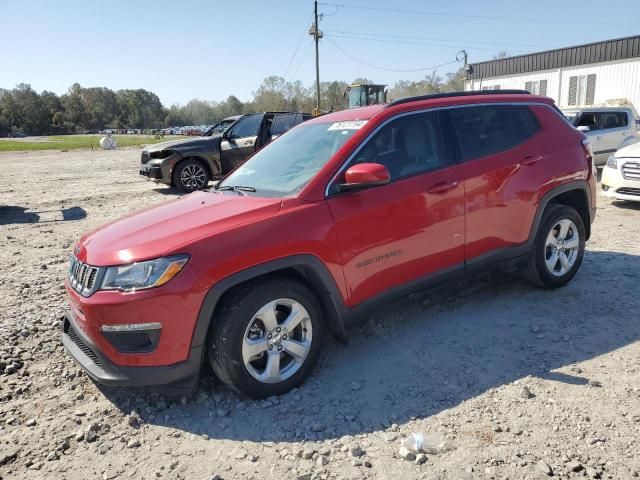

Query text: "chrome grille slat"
[68, 255, 103, 297]
[622, 161, 640, 181]
[616, 187, 640, 196]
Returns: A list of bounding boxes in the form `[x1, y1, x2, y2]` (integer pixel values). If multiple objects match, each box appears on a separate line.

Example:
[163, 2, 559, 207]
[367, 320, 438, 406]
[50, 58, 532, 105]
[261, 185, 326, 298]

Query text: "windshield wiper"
[214, 185, 256, 195]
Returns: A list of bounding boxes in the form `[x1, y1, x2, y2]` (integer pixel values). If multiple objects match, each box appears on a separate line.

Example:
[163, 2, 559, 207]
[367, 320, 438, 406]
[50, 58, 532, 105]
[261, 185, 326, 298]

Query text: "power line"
[318, 2, 629, 27]
[289, 39, 315, 80]
[325, 33, 525, 53]
[325, 37, 459, 73]
[323, 29, 551, 49]
[283, 13, 313, 79]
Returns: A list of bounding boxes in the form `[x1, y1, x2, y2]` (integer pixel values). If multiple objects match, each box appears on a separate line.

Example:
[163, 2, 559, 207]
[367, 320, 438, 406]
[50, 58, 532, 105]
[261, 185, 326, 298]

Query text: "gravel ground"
[1, 148, 639, 480]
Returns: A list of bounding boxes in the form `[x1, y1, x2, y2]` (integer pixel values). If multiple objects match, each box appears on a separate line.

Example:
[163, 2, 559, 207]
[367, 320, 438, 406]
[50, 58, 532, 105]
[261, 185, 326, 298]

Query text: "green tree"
[61, 83, 88, 130]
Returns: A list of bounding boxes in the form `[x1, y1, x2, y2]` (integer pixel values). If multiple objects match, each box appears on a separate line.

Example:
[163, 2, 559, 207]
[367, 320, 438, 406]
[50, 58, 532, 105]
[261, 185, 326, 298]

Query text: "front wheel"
[173, 159, 210, 192]
[207, 277, 325, 398]
[523, 204, 586, 288]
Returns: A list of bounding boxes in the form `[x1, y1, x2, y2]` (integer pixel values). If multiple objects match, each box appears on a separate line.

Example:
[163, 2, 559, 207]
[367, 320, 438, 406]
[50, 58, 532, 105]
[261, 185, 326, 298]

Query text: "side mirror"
[577, 125, 590, 132]
[339, 163, 390, 191]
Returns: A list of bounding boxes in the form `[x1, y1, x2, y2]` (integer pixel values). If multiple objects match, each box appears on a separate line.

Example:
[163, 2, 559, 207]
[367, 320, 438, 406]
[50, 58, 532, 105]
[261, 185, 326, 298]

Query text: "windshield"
[218, 122, 364, 197]
[205, 119, 237, 136]
[348, 87, 365, 108]
[562, 111, 579, 125]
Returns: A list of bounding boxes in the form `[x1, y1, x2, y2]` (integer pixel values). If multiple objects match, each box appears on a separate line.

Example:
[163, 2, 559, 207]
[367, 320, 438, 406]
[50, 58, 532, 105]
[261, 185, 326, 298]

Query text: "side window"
[228, 114, 262, 140]
[448, 105, 540, 161]
[576, 112, 598, 130]
[349, 111, 453, 181]
[271, 114, 297, 137]
[598, 112, 627, 130]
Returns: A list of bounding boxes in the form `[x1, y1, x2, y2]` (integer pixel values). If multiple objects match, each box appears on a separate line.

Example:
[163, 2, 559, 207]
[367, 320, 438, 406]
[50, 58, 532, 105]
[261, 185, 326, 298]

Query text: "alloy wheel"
[180, 163, 207, 189]
[241, 299, 313, 384]
[544, 219, 580, 276]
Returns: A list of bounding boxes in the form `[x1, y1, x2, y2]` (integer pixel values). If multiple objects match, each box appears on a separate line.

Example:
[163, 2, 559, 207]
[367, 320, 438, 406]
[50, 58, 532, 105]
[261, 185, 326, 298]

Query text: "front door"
[220, 113, 263, 172]
[326, 110, 465, 307]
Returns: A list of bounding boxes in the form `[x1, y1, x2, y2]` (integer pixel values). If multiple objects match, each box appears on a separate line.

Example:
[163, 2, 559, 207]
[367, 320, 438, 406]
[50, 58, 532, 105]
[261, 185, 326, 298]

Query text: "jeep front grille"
[68, 256, 103, 297]
[622, 161, 640, 181]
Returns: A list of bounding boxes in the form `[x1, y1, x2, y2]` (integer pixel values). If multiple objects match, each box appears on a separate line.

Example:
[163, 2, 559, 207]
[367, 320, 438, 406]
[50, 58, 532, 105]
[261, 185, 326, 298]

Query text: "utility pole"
[309, 0, 323, 115]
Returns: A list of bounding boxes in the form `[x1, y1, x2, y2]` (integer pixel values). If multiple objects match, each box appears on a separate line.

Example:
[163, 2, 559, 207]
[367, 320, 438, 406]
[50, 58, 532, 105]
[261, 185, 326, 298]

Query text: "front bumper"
[61, 311, 202, 389]
[139, 164, 163, 180]
[139, 155, 178, 185]
[601, 163, 640, 202]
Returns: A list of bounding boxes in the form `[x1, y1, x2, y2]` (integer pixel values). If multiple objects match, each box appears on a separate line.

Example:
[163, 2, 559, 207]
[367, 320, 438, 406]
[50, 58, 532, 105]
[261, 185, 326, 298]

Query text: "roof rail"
[387, 89, 531, 107]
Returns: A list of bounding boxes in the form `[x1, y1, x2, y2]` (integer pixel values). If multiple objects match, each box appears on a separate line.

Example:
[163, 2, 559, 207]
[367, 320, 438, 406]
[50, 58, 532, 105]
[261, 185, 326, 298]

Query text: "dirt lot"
[1, 148, 639, 480]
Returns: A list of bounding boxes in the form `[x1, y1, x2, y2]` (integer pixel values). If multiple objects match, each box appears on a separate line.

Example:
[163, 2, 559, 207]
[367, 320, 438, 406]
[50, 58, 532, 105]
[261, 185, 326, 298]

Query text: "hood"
[145, 136, 221, 152]
[615, 141, 640, 158]
[76, 192, 282, 266]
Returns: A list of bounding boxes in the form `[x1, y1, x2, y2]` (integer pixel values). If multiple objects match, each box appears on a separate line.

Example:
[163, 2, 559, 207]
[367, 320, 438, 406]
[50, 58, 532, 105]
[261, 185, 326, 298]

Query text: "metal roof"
[468, 35, 640, 80]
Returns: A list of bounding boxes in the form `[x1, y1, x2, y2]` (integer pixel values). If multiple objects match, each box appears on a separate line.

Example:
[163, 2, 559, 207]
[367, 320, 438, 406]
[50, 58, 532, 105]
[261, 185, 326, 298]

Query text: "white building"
[465, 35, 640, 109]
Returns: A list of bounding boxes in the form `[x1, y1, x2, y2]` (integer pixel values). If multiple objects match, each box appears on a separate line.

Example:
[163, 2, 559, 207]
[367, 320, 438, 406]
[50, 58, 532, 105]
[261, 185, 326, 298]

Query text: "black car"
[7, 132, 26, 138]
[139, 112, 312, 192]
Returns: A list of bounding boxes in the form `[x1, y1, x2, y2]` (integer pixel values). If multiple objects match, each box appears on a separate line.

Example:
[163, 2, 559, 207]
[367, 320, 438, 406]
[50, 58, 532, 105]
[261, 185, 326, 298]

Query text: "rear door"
[220, 113, 263, 171]
[326, 110, 465, 307]
[270, 113, 298, 140]
[595, 111, 630, 161]
[444, 104, 544, 263]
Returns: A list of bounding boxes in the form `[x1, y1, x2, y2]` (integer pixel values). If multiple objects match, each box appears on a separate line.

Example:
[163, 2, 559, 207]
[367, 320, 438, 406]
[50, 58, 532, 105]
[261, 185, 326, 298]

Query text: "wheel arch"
[531, 181, 593, 242]
[190, 255, 348, 357]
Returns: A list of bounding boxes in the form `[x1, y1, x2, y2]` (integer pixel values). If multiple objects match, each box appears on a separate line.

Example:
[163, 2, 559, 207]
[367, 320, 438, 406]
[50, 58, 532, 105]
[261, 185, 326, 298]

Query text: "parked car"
[8, 132, 26, 138]
[62, 90, 596, 398]
[84, 129, 99, 135]
[601, 142, 640, 202]
[562, 105, 639, 166]
[139, 112, 311, 192]
[126, 129, 134, 134]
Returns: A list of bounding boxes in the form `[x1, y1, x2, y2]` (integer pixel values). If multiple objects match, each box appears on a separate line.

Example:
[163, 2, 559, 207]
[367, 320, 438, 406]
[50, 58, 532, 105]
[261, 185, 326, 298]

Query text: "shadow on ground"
[152, 187, 187, 197]
[0, 205, 86, 225]
[611, 200, 640, 211]
[100, 250, 640, 443]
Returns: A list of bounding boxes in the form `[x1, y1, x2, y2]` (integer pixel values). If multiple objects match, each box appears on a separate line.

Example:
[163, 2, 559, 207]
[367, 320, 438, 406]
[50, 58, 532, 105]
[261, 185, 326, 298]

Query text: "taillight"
[581, 139, 594, 176]
[581, 139, 593, 161]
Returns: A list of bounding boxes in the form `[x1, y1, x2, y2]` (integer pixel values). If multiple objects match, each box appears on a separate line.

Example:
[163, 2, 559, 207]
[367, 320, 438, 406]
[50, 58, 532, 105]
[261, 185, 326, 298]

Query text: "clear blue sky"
[1, 0, 638, 106]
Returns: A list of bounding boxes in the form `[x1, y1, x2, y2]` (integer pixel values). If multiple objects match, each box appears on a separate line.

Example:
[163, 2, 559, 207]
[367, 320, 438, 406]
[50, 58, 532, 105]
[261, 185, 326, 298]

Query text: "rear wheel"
[523, 204, 586, 288]
[207, 277, 325, 398]
[173, 159, 210, 192]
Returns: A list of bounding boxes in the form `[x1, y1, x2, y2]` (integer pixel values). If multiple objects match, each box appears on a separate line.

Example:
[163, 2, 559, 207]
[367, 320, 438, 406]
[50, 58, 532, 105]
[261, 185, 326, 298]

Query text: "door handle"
[427, 180, 458, 194]
[521, 154, 543, 166]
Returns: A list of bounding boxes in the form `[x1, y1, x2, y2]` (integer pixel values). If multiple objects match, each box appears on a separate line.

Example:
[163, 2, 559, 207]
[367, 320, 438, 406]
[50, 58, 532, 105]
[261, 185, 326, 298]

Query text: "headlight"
[101, 255, 189, 292]
[606, 155, 617, 169]
[150, 150, 173, 159]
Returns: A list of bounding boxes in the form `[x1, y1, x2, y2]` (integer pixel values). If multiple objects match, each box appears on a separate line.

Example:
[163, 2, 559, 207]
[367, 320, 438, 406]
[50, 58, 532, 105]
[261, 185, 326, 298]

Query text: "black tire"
[172, 158, 210, 192]
[523, 204, 586, 288]
[207, 276, 325, 398]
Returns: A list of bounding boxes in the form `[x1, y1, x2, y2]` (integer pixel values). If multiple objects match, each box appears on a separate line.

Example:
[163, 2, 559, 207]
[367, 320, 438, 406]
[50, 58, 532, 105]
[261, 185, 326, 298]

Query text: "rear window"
[448, 105, 540, 161]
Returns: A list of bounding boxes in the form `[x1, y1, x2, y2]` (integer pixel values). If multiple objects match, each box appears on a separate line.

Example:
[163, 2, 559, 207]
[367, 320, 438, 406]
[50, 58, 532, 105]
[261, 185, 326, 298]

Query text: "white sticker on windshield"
[327, 120, 367, 131]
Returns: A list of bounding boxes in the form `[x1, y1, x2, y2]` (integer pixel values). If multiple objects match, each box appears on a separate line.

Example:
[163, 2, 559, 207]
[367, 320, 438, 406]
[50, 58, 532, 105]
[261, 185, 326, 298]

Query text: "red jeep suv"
[62, 91, 596, 398]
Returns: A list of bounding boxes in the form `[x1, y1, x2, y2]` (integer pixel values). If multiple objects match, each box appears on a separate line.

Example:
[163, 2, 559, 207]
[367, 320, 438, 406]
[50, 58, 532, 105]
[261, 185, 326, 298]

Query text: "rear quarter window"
[448, 105, 541, 161]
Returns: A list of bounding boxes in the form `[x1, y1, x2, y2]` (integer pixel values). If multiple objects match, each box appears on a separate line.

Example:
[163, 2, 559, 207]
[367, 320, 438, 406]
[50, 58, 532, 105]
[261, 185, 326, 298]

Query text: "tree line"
[0, 70, 465, 137]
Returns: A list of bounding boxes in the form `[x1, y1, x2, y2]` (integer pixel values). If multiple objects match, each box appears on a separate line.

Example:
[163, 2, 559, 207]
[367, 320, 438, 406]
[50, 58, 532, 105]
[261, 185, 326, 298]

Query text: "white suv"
[601, 142, 640, 202]
[562, 106, 640, 166]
